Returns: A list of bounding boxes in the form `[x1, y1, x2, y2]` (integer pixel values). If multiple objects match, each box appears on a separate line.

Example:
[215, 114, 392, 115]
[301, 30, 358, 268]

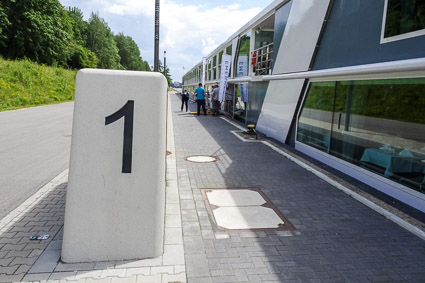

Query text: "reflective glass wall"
[297, 78, 425, 194]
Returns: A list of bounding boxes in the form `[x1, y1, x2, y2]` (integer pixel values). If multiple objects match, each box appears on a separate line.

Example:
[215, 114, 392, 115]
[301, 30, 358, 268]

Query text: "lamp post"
[163, 51, 166, 78]
[154, 0, 160, 72]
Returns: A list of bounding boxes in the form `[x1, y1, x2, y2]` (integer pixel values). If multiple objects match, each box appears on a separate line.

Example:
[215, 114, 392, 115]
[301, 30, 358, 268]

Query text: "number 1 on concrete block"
[105, 100, 134, 173]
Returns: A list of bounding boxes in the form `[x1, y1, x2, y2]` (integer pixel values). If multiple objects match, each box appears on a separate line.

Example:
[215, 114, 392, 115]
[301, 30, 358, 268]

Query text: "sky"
[58, 0, 275, 82]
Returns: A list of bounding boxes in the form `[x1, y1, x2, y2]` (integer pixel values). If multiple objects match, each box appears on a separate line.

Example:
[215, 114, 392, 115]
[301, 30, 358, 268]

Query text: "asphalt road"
[0, 102, 73, 220]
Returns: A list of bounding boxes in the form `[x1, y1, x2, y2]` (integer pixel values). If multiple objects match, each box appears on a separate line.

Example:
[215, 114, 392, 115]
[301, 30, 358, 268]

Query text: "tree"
[158, 59, 172, 85]
[1, 0, 73, 66]
[0, 3, 10, 49]
[115, 33, 144, 71]
[66, 7, 88, 46]
[86, 13, 121, 69]
[65, 7, 97, 69]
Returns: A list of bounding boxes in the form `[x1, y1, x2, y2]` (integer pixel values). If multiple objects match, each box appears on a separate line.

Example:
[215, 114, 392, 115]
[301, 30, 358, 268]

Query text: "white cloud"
[107, 0, 155, 16]
[202, 38, 217, 56]
[158, 1, 262, 80]
[59, 0, 270, 81]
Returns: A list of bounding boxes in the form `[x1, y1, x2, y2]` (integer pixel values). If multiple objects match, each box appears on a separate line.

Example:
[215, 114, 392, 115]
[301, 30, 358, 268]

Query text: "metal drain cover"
[185, 155, 219, 163]
[202, 188, 294, 231]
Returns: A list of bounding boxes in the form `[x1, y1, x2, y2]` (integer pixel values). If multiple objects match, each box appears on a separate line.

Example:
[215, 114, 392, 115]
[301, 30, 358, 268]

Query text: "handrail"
[252, 43, 274, 76]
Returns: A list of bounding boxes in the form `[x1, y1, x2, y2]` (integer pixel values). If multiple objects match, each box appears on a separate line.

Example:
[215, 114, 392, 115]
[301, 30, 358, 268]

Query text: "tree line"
[0, 0, 169, 77]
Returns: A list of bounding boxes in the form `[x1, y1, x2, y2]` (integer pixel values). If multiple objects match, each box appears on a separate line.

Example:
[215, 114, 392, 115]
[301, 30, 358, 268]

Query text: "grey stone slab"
[185, 254, 209, 278]
[182, 222, 201, 236]
[165, 215, 182, 228]
[115, 257, 163, 268]
[165, 227, 183, 245]
[28, 250, 60, 273]
[162, 245, 184, 265]
[54, 262, 96, 272]
[22, 273, 51, 282]
[184, 236, 205, 254]
[48, 271, 77, 281]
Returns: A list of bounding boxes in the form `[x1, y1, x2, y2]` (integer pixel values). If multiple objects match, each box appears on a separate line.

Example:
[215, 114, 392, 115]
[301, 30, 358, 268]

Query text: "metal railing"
[252, 43, 273, 76]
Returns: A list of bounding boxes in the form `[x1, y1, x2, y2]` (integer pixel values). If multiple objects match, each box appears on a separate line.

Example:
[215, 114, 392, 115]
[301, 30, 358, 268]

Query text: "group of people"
[180, 82, 221, 116]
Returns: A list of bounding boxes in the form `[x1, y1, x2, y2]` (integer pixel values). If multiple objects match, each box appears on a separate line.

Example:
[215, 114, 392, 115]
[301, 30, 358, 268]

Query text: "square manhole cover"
[201, 188, 294, 231]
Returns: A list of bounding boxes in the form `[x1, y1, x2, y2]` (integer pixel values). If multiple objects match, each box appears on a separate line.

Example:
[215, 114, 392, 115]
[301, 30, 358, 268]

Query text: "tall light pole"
[154, 0, 160, 72]
[163, 51, 166, 78]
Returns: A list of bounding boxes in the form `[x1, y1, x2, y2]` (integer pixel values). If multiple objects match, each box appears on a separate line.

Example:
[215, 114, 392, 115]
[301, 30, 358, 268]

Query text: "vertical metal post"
[154, 0, 160, 72]
[164, 51, 166, 77]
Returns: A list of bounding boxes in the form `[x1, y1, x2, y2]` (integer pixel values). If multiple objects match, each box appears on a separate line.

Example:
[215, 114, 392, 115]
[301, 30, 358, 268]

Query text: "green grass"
[0, 58, 77, 111]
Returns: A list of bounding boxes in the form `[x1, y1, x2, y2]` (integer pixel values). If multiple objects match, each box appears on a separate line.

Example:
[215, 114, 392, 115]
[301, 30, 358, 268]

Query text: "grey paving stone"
[22, 272, 51, 282]
[10, 256, 38, 266]
[162, 245, 184, 266]
[28, 250, 60, 274]
[183, 236, 205, 255]
[165, 215, 182, 228]
[116, 257, 163, 269]
[187, 277, 211, 283]
[135, 273, 161, 283]
[0, 265, 18, 275]
[55, 262, 96, 272]
[48, 271, 77, 281]
[162, 273, 187, 283]
[0, 258, 13, 267]
[185, 254, 209, 278]
[0, 273, 24, 282]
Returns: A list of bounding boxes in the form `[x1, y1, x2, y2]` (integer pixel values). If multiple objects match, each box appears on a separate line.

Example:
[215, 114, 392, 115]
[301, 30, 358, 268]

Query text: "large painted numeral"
[105, 100, 134, 173]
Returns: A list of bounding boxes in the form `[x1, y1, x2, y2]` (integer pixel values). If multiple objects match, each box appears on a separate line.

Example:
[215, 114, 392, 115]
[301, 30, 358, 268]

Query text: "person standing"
[194, 83, 207, 116]
[181, 90, 189, 112]
[211, 83, 220, 116]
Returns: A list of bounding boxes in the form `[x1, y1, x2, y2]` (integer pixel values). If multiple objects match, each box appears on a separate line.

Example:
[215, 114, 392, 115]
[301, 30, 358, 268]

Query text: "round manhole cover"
[185, 155, 219, 163]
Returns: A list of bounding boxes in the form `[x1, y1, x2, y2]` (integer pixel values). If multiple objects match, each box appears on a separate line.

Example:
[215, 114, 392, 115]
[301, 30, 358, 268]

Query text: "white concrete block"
[206, 189, 266, 206]
[62, 69, 168, 263]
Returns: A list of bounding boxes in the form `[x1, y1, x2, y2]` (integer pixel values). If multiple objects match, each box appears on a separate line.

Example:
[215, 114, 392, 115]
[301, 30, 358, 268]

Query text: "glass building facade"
[297, 78, 425, 194]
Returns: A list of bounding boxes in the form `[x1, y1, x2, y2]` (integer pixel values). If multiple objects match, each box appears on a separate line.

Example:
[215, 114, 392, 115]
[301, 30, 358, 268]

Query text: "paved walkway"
[1, 92, 425, 282]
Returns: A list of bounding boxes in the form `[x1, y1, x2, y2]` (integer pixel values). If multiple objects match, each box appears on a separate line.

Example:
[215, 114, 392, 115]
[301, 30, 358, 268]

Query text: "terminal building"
[182, 0, 425, 213]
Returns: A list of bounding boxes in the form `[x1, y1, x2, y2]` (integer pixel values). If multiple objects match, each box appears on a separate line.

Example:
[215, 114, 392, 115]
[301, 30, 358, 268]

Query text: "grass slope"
[0, 58, 77, 111]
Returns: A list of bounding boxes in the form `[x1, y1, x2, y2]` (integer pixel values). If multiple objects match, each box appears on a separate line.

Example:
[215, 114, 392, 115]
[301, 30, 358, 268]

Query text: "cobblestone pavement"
[169, 93, 425, 282]
[1, 92, 425, 282]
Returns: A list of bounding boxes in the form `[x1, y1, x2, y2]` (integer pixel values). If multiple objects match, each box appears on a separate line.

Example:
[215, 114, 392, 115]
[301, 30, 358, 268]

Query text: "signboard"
[237, 55, 249, 102]
[219, 54, 232, 102]
[202, 57, 206, 87]
[62, 69, 167, 263]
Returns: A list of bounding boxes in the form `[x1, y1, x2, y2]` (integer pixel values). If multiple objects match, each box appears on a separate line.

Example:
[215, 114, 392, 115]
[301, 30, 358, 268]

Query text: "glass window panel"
[298, 78, 425, 194]
[236, 33, 251, 78]
[219, 51, 223, 65]
[384, 0, 425, 38]
[234, 83, 248, 124]
[226, 45, 232, 55]
[297, 82, 335, 153]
